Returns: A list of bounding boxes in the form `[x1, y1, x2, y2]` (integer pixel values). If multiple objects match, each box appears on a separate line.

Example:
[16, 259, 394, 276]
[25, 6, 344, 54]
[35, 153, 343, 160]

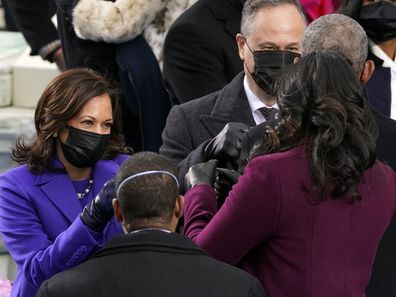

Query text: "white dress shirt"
[243, 75, 279, 125]
[369, 39, 396, 120]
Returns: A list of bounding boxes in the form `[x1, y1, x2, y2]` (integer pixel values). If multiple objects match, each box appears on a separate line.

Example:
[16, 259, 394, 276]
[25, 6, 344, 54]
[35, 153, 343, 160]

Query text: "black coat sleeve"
[6, 0, 59, 56]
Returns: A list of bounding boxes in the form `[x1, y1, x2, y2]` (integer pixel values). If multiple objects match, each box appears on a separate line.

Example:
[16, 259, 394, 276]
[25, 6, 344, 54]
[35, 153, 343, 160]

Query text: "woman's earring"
[53, 132, 58, 138]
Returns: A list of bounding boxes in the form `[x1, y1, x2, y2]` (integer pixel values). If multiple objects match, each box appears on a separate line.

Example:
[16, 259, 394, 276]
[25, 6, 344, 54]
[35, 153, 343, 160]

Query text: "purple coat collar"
[35, 157, 120, 223]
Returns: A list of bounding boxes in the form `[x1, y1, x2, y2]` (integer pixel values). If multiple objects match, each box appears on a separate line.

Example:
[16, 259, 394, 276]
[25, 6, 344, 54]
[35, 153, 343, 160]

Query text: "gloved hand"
[185, 159, 218, 191]
[80, 179, 116, 232]
[204, 122, 249, 162]
[214, 168, 241, 208]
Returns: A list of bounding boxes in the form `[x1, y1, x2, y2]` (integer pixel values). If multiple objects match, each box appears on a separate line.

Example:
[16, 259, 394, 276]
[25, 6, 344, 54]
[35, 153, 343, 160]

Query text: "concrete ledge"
[12, 50, 59, 108]
[0, 106, 34, 173]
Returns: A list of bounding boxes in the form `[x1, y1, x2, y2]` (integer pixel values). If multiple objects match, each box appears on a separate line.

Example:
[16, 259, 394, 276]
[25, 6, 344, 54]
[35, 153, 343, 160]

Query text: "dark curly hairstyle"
[251, 51, 378, 201]
[12, 68, 132, 173]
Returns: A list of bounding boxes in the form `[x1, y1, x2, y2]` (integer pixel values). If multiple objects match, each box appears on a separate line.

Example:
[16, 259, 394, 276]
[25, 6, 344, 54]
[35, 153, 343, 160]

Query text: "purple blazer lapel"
[91, 159, 120, 195]
[34, 158, 121, 225]
[36, 171, 81, 224]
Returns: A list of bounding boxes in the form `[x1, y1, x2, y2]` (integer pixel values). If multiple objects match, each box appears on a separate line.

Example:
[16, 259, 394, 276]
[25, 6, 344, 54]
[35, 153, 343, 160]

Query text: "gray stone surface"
[0, 107, 35, 173]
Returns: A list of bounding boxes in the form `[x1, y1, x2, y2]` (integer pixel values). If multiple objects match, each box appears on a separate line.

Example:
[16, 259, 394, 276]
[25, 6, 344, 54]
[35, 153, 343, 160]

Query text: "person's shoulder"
[111, 154, 131, 165]
[202, 256, 264, 294]
[171, 90, 222, 115]
[249, 145, 306, 166]
[37, 258, 94, 296]
[170, 0, 210, 27]
[0, 164, 33, 182]
[369, 160, 396, 180]
[374, 111, 396, 131]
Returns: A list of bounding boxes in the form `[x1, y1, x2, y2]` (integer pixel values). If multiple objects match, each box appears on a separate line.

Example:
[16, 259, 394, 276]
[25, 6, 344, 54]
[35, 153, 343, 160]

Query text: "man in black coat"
[160, 0, 307, 192]
[36, 152, 265, 297]
[163, 0, 244, 104]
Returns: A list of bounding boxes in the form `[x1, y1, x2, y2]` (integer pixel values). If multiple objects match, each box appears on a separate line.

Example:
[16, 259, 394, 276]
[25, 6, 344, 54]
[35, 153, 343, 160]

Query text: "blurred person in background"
[339, 0, 396, 119]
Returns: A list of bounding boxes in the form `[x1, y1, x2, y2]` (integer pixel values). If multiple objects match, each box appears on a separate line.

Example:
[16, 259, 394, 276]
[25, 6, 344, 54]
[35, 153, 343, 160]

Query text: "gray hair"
[241, 0, 307, 37]
[301, 14, 368, 74]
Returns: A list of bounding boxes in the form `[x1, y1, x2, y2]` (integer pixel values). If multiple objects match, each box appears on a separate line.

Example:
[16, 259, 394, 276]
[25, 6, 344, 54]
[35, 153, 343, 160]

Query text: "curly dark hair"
[251, 51, 378, 201]
[11, 68, 132, 173]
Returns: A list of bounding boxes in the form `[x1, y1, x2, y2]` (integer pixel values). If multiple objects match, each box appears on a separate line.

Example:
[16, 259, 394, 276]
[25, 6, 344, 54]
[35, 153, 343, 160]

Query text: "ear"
[236, 33, 246, 61]
[174, 195, 184, 219]
[293, 56, 301, 64]
[360, 60, 375, 84]
[112, 198, 124, 224]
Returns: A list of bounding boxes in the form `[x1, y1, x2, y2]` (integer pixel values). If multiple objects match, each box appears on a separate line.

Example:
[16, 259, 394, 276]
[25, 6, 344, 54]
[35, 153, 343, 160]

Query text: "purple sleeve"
[0, 174, 105, 291]
[114, 154, 131, 165]
[183, 156, 282, 265]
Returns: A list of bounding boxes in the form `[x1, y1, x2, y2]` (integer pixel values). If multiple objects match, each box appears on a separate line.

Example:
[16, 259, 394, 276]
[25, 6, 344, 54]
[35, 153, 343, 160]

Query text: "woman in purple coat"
[183, 51, 396, 297]
[0, 68, 132, 297]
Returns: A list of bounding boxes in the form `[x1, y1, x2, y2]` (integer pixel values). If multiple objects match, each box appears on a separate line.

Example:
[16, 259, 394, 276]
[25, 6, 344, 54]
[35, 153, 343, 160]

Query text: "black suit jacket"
[36, 230, 265, 297]
[163, 0, 244, 105]
[160, 72, 255, 192]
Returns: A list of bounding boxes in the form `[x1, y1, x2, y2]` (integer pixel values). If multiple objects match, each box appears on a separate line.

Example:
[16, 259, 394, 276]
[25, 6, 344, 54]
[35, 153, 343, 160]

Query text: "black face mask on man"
[245, 39, 300, 96]
[359, 1, 396, 42]
[60, 126, 110, 168]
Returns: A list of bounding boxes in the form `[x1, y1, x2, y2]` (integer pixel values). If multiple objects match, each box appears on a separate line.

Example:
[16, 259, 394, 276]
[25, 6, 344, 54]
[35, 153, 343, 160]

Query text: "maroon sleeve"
[183, 156, 282, 265]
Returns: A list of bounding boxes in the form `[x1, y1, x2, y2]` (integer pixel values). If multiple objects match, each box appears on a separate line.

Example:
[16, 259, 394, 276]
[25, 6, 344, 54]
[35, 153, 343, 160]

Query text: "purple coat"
[183, 146, 396, 297]
[0, 155, 129, 297]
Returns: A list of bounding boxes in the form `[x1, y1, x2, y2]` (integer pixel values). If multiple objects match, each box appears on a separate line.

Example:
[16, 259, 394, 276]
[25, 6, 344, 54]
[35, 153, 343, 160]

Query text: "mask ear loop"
[243, 35, 255, 55]
[242, 35, 257, 78]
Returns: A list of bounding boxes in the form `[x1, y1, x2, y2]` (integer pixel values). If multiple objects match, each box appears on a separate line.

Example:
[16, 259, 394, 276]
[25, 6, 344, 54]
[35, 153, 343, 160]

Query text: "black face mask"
[245, 42, 300, 95]
[359, 1, 396, 42]
[60, 126, 110, 168]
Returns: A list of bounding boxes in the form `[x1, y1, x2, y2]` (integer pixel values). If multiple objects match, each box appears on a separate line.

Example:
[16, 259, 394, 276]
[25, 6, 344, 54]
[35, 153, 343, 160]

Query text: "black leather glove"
[80, 179, 116, 232]
[204, 122, 249, 162]
[214, 168, 241, 208]
[185, 159, 218, 191]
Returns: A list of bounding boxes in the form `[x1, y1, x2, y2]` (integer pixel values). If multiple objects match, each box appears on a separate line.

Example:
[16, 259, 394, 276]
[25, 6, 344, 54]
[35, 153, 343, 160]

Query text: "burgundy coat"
[183, 146, 396, 297]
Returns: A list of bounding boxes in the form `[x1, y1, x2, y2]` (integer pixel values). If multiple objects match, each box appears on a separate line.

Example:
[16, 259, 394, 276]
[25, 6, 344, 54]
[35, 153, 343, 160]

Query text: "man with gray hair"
[161, 0, 307, 193]
[300, 13, 396, 172]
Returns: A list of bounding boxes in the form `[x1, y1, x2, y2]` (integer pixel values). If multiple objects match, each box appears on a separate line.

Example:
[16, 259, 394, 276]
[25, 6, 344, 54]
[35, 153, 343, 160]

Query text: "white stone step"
[12, 50, 60, 108]
[0, 106, 34, 173]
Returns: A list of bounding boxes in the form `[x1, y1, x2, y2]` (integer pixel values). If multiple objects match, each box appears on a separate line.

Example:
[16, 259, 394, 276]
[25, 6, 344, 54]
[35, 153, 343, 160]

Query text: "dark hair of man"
[338, 0, 363, 20]
[241, 0, 307, 36]
[11, 68, 131, 173]
[115, 152, 178, 228]
[251, 51, 378, 201]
